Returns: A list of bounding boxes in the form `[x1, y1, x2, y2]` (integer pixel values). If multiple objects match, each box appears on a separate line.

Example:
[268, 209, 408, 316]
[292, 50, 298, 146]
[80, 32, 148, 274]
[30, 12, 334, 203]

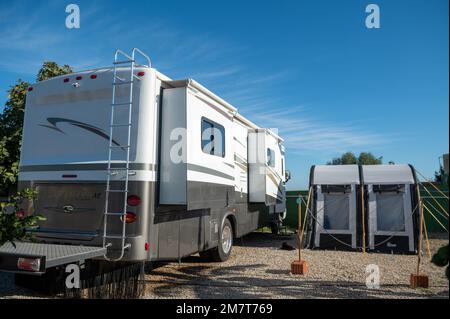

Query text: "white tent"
[362, 164, 419, 253]
[305, 164, 420, 254]
[306, 165, 361, 250]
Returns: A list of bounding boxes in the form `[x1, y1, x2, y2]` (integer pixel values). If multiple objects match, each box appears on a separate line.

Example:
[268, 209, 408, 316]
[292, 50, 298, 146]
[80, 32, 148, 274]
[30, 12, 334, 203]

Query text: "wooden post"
[291, 188, 311, 275]
[410, 183, 429, 288]
[422, 215, 432, 260]
[298, 193, 302, 261]
[299, 188, 312, 255]
[416, 200, 424, 275]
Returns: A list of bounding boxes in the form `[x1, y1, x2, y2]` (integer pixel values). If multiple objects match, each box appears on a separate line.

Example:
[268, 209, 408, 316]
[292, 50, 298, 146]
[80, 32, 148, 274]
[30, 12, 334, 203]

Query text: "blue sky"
[0, 0, 448, 189]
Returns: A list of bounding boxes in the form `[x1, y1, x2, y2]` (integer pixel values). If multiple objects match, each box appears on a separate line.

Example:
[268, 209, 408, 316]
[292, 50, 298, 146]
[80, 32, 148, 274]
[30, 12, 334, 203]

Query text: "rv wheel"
[206, 218, 233, 262]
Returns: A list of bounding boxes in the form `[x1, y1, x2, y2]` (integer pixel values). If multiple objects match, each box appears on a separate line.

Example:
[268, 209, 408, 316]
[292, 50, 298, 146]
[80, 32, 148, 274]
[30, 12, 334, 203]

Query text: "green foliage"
[36, 62, 72, 82]
[431, 244, 449, 280]
[358, 152, 383, 165]
[327, 151, 384, 165]
[0, 188, 46, 246]
[0, 62, 72, 193]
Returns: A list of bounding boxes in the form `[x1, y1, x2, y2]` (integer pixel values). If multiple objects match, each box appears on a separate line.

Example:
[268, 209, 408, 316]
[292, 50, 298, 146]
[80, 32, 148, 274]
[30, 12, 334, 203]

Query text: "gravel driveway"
[143, 232, 449, 299]
[1, 232, 448, 299]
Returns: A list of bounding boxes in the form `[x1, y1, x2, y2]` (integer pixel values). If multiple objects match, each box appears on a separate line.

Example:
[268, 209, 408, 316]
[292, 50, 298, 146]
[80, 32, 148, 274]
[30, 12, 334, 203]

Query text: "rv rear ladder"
[102, 48, 152, 262]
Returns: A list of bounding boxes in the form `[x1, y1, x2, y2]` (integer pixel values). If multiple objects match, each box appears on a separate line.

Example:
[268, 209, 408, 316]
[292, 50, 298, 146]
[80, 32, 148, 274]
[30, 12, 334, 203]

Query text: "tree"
[327, 152, 384, 165]
[327, 152, 357, 165]
[0, 189, 45, 246]
[358, 152, 383, 165]
[0, 62, 72, 193]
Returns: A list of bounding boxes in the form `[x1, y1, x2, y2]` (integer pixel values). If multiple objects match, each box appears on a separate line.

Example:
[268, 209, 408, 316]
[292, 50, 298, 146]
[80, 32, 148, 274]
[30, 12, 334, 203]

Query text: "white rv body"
[18, 60, 287, 262]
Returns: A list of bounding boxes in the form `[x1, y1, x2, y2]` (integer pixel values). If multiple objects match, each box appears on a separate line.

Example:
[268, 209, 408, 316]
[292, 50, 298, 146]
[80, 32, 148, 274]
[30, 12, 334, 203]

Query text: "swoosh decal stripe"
[40, 117, 122, 147]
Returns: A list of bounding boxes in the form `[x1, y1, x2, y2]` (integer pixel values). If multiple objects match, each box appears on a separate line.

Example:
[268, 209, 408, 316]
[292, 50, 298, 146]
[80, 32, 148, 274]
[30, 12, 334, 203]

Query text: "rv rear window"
[201, 118, 225, 157]
[267, 148, 276, 167]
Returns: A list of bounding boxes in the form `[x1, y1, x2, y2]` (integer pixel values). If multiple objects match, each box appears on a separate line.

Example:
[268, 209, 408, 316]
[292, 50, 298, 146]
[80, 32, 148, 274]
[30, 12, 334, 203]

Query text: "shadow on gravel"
[0, 272, 49, 299]
[147, 263, 449, 299]
[235, 232, 297, 249]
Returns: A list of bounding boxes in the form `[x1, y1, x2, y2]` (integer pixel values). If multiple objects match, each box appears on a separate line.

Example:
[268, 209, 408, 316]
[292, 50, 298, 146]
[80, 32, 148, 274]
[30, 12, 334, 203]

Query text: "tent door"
[314, 184, 357, 249]
[367, 184, 415, 252]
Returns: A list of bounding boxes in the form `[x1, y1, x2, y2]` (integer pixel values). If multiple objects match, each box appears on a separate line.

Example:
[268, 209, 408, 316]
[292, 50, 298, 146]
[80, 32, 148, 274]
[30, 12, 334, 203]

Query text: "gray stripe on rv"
[187, 164, 234, 181]
[19, 163, 156, 172]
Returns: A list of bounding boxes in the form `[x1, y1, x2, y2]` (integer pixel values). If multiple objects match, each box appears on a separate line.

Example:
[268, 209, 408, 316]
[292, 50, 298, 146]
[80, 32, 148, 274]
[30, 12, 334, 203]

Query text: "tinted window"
[267, 148, 275, 167]
[201, 118, 225, 157]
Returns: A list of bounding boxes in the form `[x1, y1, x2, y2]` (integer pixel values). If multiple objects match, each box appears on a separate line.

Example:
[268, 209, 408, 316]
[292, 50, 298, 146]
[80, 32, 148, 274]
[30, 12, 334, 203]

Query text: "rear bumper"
[29, 232, 149, 262]
[0, 242, 106, 275]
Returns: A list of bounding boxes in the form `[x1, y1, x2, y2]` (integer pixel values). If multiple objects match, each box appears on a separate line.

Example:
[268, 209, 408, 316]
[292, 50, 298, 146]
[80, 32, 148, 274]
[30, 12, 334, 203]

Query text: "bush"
[0, 189, 45, 246]
[431, 244, 449, 280]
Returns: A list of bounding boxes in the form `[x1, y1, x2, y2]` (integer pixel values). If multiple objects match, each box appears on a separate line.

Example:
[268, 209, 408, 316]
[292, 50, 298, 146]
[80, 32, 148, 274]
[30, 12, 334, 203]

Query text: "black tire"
[204, 218, 234, 262]
[199, 250, 212, 260]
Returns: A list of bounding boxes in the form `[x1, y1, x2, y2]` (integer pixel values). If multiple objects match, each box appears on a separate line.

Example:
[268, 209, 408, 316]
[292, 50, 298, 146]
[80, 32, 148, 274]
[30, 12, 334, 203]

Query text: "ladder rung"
[111, 123, 131, 127]
[105, 212, 126, 216]
[113, 81, 133, 85]
[104, 235, 125, 239]
[107, 190, 128, 193]
[113, 60, 135, 65]
[112, 102, 132, 106]
[109, 167, 129, 170]
[110, 145, 130, 149]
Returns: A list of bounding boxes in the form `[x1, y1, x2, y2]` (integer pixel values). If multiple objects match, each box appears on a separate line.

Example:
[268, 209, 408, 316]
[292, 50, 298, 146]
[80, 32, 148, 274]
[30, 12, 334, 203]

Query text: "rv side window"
[267, 148, 275, 167]
[201, 118, 225, 157]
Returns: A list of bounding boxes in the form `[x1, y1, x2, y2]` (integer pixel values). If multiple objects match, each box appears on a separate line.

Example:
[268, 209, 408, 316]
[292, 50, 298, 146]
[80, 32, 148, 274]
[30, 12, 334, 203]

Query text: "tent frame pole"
[361, 184, 366, 254]
[298, 187, 312, 261]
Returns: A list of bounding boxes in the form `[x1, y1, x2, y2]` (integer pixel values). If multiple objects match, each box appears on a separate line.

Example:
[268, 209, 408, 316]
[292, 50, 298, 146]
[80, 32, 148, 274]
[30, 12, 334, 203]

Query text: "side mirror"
[285, 169, 292, 183]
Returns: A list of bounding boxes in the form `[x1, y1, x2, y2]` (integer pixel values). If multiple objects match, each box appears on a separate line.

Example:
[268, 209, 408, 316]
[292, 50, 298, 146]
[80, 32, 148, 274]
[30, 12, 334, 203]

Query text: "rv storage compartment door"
[159, 87, 187, 205]
[248, 130, 283, 205]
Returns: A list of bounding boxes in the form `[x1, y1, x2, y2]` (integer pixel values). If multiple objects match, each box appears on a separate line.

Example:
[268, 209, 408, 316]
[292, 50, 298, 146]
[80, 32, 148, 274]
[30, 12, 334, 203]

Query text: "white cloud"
[240, 105, 393, 156]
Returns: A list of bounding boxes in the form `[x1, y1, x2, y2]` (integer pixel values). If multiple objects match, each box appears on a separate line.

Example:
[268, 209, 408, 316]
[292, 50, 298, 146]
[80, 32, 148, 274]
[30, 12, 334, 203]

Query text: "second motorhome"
[1, 49, 288, 272]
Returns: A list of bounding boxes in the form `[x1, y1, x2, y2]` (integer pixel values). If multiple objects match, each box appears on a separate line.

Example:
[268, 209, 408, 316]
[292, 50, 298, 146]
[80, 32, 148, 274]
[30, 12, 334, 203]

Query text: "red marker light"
[63, 78, 70, 83]
[76, 76, 82, 80]
[90, 74, 97, 79]
[137, 71, 145, 77]
[127, 195, 141, 206]
[27, 87, 33, 92]
[145, 242, 150, 251]
[121, 212, 137, 224]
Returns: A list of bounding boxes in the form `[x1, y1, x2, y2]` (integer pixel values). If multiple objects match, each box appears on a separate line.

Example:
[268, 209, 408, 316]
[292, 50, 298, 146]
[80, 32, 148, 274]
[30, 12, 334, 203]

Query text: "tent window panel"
[376, 193, 405, 231]
[323, 194, 350, 230]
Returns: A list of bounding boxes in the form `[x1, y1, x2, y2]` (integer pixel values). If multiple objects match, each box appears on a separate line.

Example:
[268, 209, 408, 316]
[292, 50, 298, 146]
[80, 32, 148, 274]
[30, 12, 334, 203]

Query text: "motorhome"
[0, 49, 288, 273]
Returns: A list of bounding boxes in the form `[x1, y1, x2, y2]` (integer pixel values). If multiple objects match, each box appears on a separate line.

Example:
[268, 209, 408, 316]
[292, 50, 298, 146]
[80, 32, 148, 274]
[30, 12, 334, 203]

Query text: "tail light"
[127, 195, 141, 206]
[121, 212, 137, 224]
[17, 258, 41, 272]
[137, 71, 145, 77]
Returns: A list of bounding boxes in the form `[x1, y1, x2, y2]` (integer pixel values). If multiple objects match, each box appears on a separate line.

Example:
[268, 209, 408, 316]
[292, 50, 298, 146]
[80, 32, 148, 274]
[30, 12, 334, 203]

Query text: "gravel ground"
[143, 232, 449, 299]
[1, 232, 448, 299]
